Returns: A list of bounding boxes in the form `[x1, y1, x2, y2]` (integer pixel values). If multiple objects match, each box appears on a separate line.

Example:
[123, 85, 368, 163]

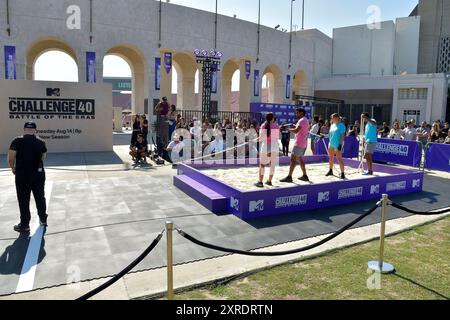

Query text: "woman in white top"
[388, 122, 402, 140]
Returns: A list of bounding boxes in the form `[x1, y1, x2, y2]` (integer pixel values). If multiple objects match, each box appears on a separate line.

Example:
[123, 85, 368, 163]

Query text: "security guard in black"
[8, 122, 48, 232]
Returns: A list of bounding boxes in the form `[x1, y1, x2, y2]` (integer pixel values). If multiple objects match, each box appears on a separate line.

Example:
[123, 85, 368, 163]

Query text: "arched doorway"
[34, 51, 78, 82]
[221, 59, 240, 112]
[105, 44, 148, 114]
[293, 70, 310, 101]
[262, 64, 283, 103]
[26, 37, 79, 81]
[172, 52, 198, 110]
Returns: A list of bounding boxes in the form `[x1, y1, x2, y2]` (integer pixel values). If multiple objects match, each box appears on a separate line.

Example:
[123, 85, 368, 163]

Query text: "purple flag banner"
[425, 143, 450, 172]
[164, 52, 172, 74]
[254, 70, 260, 97]
[211, 65, 218, 94]
[373, 138, 422, 167]
[286, 75, 291, 99]
[245, 60, 251, 80]
[314, 136, 360, 159]
[155, 57, 161, 90]
[86, 52, 96, 83]
[4, 46, 16, 80]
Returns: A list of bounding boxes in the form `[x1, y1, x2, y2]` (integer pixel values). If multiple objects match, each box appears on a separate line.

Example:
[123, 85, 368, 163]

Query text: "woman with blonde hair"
[388, 121, 402, 140]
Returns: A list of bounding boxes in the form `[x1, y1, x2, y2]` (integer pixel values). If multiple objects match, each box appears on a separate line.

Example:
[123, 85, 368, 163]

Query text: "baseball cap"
[24, 122, 37, 129]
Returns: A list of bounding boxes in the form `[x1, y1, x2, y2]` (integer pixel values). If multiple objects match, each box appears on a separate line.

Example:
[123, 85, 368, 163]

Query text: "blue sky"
[35, 0, 418, 85]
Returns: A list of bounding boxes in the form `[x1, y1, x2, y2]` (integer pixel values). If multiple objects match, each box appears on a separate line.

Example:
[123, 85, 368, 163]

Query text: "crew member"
[8, 122, 48, 233]
[154, 97, 170, 157]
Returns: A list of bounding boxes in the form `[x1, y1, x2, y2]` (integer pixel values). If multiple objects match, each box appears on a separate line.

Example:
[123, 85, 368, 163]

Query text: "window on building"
[438, 37, 450, 73]
[398, 88, 428, 100]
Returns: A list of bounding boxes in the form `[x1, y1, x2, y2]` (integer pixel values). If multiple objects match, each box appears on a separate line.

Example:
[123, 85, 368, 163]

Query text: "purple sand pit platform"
[174, 156, 424, 220]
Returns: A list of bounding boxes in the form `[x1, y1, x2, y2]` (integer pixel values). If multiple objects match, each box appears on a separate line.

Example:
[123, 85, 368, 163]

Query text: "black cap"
[162, 97, 168, 101]
[24, 122, 37, 129]
[296, 107, 306, 114]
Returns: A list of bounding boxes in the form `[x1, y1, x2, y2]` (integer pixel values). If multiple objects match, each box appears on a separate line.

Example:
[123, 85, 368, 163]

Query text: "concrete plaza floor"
[0, 133, 449, 299]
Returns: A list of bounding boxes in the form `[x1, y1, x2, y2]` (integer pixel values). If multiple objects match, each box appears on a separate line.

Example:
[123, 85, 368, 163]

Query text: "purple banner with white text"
[373, 138, 422, 167]
[245, 61, 251, 80]
[425, 143, 450, 172]
[155, 57, 161, 90]
[254, 70, 260, 97]
[164, 53, 172, 74]
[286, 75, 291, 99]
[86, 52, 96, 83]
[250, 102, 312, 125]
[4, 46, 16, 80]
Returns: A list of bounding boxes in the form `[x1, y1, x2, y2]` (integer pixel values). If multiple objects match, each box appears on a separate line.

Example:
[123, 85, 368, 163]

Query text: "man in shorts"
[362, 112, 377, 175]
[280, 108, 310, 183]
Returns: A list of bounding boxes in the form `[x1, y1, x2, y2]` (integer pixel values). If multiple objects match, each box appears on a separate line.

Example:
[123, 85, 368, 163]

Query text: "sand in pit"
[201, 163, 389, 191]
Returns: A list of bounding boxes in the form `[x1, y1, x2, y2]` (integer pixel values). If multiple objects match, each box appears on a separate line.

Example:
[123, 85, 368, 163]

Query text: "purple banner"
[164, 52, 172, 74]
[286, 75, 291, 99]
[245, 60, 251, 80]
[211, 65, 218, 94]
[254, 70, 260, 97]
[425, 143, 450, 172]
[373, 138, 422, 167]
[155, 57, 161, 90]
[314, 136, 359, 159]
[86, 52, 96, 83]
[4, 46, 16, 80]
[250, 102, 312, 124]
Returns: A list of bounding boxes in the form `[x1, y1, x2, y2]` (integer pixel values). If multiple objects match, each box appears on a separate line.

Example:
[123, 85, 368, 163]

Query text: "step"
[174, 175, 229, 215]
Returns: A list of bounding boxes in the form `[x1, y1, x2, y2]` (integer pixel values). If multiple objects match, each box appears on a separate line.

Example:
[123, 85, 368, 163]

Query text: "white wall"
[0, 80, 113, 154]
[333, 21, 400, 77]
[394, 16, 420, 75]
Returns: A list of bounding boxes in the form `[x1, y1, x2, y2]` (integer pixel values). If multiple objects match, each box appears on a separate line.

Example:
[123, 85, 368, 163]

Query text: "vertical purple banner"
[254, 70, 260, 97]
[211, 66, 218, 94]
[164, 52, 172, 74]
[86, 52, 96, 83]
[155, 57, 161, 90]
[4, 46, 16, 80]
[245, 60, 251, 80]
[286, 75, 291, 99]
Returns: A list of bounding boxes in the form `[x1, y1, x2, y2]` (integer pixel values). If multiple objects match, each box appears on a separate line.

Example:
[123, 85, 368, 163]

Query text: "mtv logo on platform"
[318, 192, 330, 203]
[230, 197, 239, 211]
[249, 200, 264, 213]
[370, 185, 380, 195]
[412, 179, 421, 188]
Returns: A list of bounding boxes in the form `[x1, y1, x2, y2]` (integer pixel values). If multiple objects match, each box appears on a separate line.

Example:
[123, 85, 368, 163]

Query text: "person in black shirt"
[129, 134, 148, 163]
[281, 124, 290, 156]
[8, 122, 48, 233]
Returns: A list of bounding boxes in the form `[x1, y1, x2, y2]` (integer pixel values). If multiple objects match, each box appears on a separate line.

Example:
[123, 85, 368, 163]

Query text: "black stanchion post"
[368, 194, 395, 274]
[166, 221, 174, 300]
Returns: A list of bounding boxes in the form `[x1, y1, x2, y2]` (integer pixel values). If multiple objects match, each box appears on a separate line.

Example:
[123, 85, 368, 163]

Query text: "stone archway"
[293, 69, 310, 100]
[105, 44, 148, 114]
[262, 64, 283, 103]
[172, 52, 198, 110]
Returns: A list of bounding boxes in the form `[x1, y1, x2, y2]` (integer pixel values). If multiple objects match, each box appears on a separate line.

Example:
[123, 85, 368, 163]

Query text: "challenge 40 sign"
[0, 80, 112, 154]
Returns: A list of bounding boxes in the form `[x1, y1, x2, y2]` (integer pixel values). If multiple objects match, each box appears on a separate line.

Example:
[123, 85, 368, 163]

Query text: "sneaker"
[265, 181, 273, 186]
[255, 182, 264, 188]
[298, 175, 310, 182]
[39, 219, 48, 227]
[326, 170, 334, 177]
[280, 176, 293, 183]
[340, 173, 346, 180]
[14, 224, 30, 233]
[362, 171, 374, 176]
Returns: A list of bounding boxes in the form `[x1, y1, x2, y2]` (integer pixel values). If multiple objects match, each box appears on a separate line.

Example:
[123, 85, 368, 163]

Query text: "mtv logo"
[230, 197, 239, 211]
[412, 179, 421, 188]
[370, 185, 380, 195]
[46, 88, 60, 97]
[318, 192, 330, 203]
[249, 200, 264, 213]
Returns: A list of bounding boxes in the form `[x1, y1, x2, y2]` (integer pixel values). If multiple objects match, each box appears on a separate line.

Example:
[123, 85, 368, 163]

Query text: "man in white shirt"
[166, 137, 185, 164]
[402, 121, 417, 141]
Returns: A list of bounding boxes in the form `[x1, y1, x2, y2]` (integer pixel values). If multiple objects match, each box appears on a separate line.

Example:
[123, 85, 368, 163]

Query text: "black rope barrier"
[391, 202, 450, 216]
[177, 204, 380, 257]
[76, 231, 164, 300]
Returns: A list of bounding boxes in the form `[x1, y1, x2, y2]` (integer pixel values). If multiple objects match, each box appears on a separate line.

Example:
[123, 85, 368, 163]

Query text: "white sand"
[201, 163, 389, 191]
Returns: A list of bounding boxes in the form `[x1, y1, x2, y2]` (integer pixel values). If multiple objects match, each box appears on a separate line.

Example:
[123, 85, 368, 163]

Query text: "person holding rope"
[361, 112, 378, 175]
[280, 107, 310, 183]
[326, 113, 347, 180]
[255, 113, 279, 188]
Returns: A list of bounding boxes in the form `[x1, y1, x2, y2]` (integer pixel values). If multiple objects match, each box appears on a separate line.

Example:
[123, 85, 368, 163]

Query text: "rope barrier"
[390, 202, 450, 216]
[176, 204, 380, 257]
[76, 230, 164, 300]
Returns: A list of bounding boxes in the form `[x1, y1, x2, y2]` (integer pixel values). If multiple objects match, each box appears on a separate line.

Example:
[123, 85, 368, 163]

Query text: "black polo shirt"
[9, 135, 47, 174]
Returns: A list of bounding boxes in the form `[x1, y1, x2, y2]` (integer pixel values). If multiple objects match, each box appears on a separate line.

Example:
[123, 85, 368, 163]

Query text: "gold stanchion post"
[368, 194, 395, 274]
[166, 221, 174, 300]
